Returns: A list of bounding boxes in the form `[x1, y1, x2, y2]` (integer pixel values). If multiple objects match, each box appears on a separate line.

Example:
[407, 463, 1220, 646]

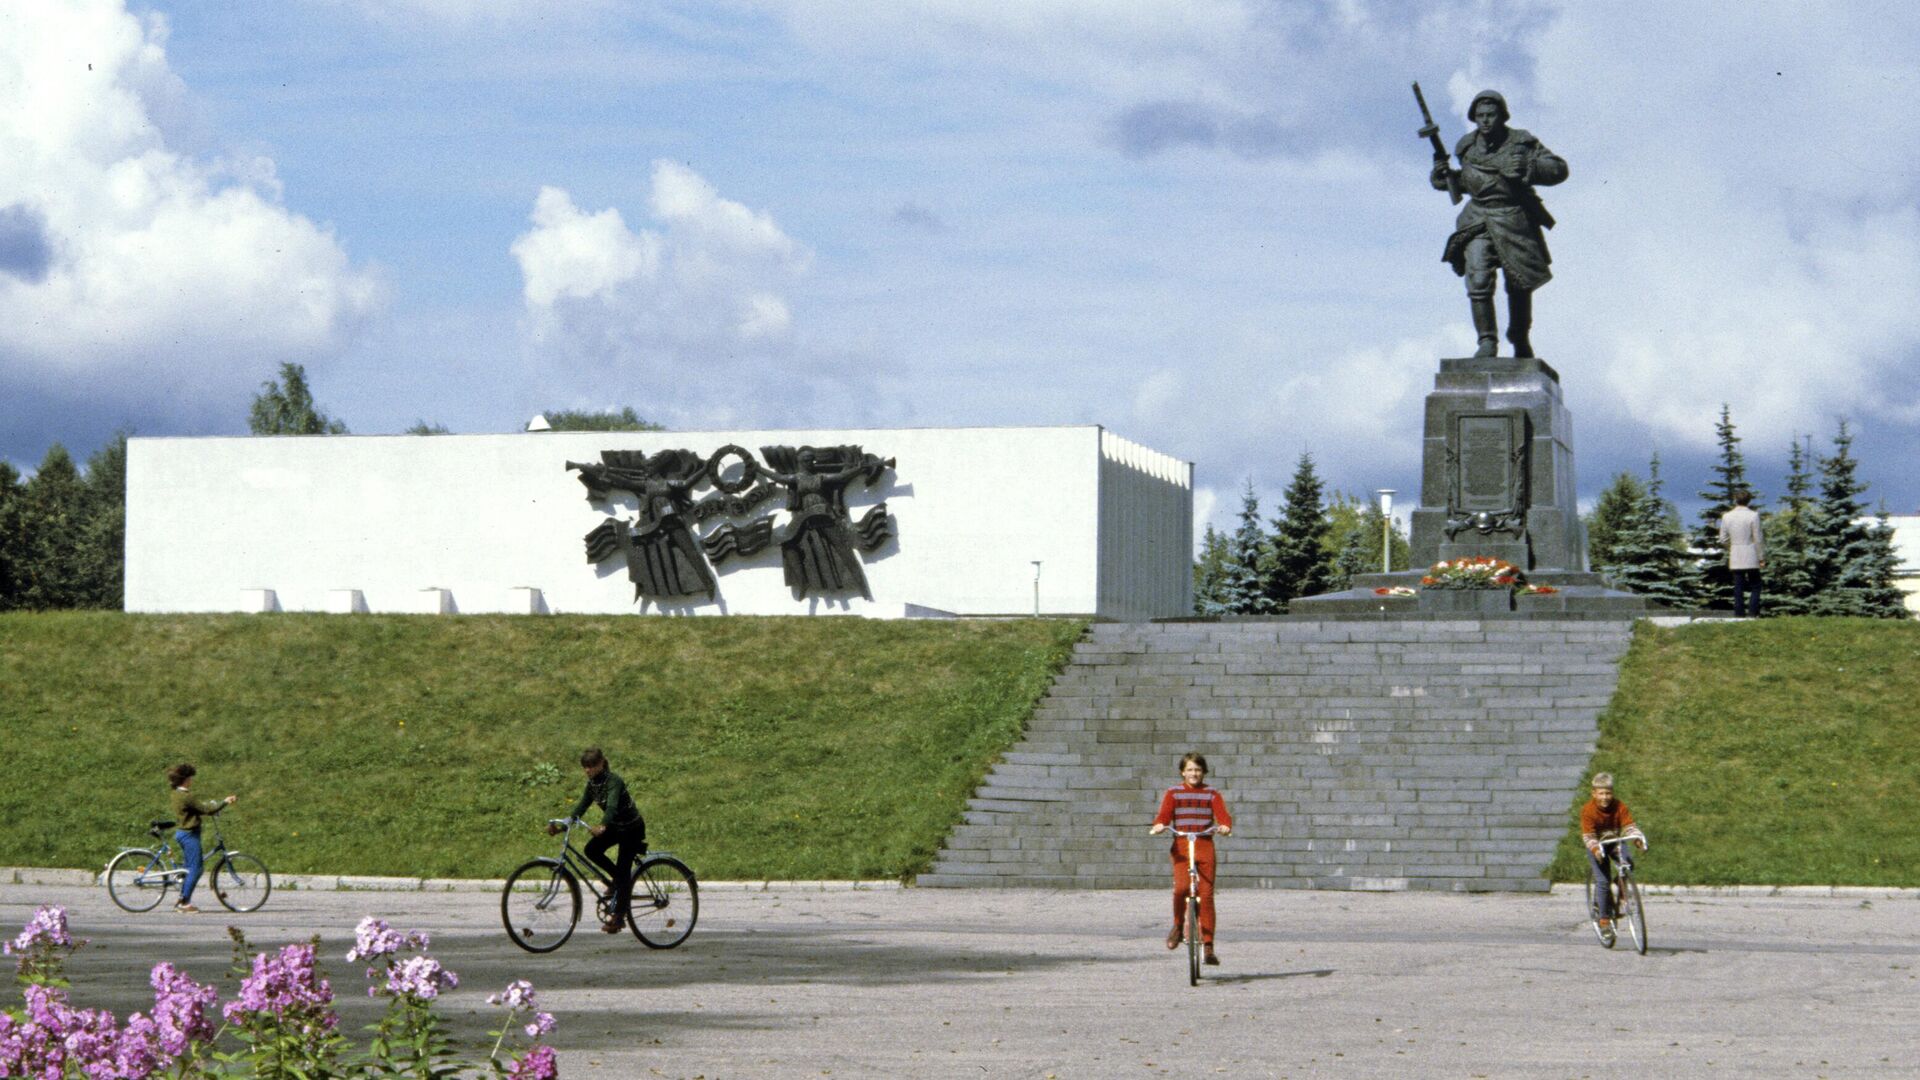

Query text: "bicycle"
[501, 817, 698, 954]
[1164, 825, 1219, 986]
[104, 811, 272, 914]
[1584, 829, 1647, 955]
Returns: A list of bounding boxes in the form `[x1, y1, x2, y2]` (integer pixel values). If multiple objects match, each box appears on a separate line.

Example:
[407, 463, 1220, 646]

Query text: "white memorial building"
[126, 425, 1193, 620]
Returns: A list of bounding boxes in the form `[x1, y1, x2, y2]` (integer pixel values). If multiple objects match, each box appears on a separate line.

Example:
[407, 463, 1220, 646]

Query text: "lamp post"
[1031, 561, 1042, 617]
[1376, 489, 1396, 573]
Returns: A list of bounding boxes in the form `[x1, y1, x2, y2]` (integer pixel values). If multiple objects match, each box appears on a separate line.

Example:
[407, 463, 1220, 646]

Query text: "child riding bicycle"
[551, 747, 647, 934]
[1579, 772, 1646, 934]
[1149, 752, 1233, 965]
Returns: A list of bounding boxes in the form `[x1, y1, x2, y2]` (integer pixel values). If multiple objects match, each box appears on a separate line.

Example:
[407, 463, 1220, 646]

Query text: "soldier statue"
[1424, 88, 1567, 358]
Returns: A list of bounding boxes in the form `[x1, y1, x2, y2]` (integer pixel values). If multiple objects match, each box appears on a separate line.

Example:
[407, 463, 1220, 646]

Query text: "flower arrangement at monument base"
[1372, 586, 1417, 597]
[1420, 557, 1522, 590]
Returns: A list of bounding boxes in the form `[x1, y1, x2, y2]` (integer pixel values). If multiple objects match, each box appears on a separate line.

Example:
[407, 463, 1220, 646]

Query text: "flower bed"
[0, 906, 560, 1078]
[1420, 556, 1522, 590]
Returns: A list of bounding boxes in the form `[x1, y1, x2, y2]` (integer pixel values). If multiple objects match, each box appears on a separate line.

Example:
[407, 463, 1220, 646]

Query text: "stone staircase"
[919, 617, 1635, 892]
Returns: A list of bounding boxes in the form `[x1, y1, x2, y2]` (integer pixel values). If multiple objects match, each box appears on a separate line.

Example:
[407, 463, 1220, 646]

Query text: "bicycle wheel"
[627, 856, 698, 949]
[1583, 874, 1613, 947]
[211, 853, 272, 912]
[1185, 896, 1201, 986]
[1621, 873, 1647, 955]
[502, 860, 580, 953]
[106, 848, 172, 912]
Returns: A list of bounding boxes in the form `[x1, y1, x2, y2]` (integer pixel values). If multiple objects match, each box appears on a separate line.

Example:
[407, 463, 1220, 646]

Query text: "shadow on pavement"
[1205, 968, 1335, 985]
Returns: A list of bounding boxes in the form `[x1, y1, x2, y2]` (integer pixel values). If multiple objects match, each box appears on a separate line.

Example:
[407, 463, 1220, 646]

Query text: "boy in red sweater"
[1579, 771, 1646, 937]
[1149, 752, 1233, 964]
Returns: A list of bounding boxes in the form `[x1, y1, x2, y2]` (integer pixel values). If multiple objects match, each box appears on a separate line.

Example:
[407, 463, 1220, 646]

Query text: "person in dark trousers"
[166, 763, 236, 914]
[1718, 489, 1765, 617]
[552, 747, 646, 932]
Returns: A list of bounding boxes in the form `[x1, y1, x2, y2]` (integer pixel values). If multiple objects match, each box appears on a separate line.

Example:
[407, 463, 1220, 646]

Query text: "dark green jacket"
[569, 770, 641, 828]
[170, 788, 225, 834]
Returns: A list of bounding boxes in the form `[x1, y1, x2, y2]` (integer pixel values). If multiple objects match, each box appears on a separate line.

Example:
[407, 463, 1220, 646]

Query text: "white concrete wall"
[126, 425, 1192, 619]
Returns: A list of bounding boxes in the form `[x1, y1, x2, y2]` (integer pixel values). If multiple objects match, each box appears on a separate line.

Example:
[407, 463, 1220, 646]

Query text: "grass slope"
[1547, 618, 1920, 886]
[0, 613, 1084, 881]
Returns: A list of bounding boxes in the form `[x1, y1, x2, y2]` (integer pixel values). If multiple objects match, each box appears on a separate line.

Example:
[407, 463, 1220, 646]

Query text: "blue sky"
[6, 0, 1920, 541]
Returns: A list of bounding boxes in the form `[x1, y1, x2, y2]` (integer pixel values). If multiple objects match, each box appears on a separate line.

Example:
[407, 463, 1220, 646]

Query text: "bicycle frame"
[118, 824, 236, 887]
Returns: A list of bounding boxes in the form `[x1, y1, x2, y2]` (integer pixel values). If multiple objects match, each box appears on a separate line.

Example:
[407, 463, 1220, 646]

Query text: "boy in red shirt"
[1149, 752, 1233, 965]
[1579, 772, 1646, 937]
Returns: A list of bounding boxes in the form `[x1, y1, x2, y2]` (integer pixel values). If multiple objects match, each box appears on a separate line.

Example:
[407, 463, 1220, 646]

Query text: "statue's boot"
[1507, 290, 1534, 358]
[1471, 297, 1499, 357]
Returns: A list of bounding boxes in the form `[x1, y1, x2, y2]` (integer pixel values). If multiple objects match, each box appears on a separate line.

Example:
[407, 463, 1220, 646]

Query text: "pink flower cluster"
[508, 1043, 560, 1079]
[3, 905, 71, 956]
[488, 978, 538, 1011]
[223, 942, 337, 1035]
[345, 916, 430, 965]
[0, 971, 215, 1079]
[385, 954, 459, 1001]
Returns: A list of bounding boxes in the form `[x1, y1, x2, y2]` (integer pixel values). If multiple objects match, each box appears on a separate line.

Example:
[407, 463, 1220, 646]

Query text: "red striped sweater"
[1154, 783, 1232, 834]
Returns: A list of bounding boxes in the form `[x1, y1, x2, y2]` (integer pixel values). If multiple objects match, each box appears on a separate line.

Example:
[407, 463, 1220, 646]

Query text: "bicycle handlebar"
[1596, 829, 1647, 851]
[1163, 826, 1220, 839]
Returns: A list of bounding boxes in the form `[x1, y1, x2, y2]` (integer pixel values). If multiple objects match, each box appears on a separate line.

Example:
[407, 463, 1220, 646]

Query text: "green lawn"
[1547, 617, 1920, 886]
[0, 613, 1084, 881]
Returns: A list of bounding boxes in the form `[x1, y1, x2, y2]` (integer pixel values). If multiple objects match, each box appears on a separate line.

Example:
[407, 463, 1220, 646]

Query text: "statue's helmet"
[1468, 90, 1510, 124]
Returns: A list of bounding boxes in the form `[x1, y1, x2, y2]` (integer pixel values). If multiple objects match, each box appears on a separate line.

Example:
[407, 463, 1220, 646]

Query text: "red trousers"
[1169, 836, 1217, 944]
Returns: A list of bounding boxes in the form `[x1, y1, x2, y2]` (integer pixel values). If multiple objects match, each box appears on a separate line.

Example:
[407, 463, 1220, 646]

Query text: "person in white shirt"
[1717, 489, 1765, 617]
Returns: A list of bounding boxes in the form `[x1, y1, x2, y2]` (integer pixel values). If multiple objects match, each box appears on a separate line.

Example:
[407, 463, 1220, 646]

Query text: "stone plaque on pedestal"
[1409, 356, 1585, 573]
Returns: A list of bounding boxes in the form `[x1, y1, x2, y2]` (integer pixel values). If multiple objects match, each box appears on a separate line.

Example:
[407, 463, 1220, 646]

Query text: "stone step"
[925, 618, 1630, 892]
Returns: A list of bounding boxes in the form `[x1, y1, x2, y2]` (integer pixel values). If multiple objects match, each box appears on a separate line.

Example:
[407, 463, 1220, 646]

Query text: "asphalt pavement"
[4, 881, 1915, 1078]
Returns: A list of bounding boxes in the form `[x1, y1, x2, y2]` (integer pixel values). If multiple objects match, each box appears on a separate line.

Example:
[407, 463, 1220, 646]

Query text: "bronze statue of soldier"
[1424, 88, 1567, 358]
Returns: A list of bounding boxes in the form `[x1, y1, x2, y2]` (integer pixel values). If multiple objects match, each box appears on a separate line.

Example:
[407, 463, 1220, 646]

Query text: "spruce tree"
[1690, 404, 1758, 610]
[1322, 492, 1410, 590]
[1600, 453, 1692, 607]
[1584, 471, 1644, 585]
[1219, 479, 1277, 614]
[1264, 452, 1330, 609]
[1804, 421, 1873, 616]
[1191, 524, 1231, 615]
[249, 362, 348, 435]
[1854, 510, 1912, 619]
[1762, 436, 1818, 616]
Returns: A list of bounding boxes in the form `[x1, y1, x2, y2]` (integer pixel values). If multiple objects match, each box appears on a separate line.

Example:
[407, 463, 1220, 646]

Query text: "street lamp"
[1376, 489, 1396, 573]
[1031, 561, 1043, 617]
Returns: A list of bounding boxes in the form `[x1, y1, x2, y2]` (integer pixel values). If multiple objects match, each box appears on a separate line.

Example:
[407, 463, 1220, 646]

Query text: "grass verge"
[0, 613, 1085, 881]
[1547, 617, 1920, 886]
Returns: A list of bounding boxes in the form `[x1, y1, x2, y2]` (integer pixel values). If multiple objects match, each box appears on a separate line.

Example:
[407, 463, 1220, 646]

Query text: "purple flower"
[223, 942, 336, 1030]
[384, 954, 457, 1001]
[4, 905, 72, 955]
[487, 979, 537, 1010]
[507, 1043, 559, 1079]
[523, 1012, 556, 1039]
[148, 962, 218, 1058]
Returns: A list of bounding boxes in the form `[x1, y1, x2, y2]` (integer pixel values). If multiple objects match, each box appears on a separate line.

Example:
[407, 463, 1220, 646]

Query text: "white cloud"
[512, 161, 836, 426]
[0, 0, 379, 416]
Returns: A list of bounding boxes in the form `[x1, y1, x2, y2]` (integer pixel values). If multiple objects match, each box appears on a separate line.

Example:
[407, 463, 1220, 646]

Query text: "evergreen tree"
[1599, 453, 1692, 607]
[1191, 523, 1231, 615]
[0, 460, 22, 609]
[13, 445, 91, 609]
[1762, 436, 1818, 616]
[250, 362, 348, 434]
[406, 420, 451, 435]
[1584, 471, 1645, 584]
[543, 407, 663, 432]
[1219, 479, 1277, 614]
[1805, 421, 1907, 617]
[1690, 404, 1758, 610]
[74, 432, 129, 609]
[1264, 452, 1330, 609]
[1855, 510, 1912, 619]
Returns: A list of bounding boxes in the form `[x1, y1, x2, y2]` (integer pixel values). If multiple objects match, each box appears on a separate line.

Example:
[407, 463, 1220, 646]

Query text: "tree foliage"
[1264, 453, 1331, 609]
[1585, 471, 1645, 584]
[1218, 479, 1277, 614]
[1597, 453, 1693, 608]
[1690, 404, 1758, 610]
[541, 407, 663, 432]
[1801, 421, 1907, 618]
[1322, 492, 1410, 591]
[1761, 436, 1819, 617]
[249, 362, 348, 435]
[1191, 524, 1231, 615]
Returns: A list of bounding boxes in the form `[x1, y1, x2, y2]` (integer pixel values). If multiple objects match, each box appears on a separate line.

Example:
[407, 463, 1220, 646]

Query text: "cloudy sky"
[6, 0, 1920, 540]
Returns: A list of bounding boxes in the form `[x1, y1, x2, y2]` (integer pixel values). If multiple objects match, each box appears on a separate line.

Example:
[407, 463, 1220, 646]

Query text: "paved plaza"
[4, 881, 1915, 1078]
